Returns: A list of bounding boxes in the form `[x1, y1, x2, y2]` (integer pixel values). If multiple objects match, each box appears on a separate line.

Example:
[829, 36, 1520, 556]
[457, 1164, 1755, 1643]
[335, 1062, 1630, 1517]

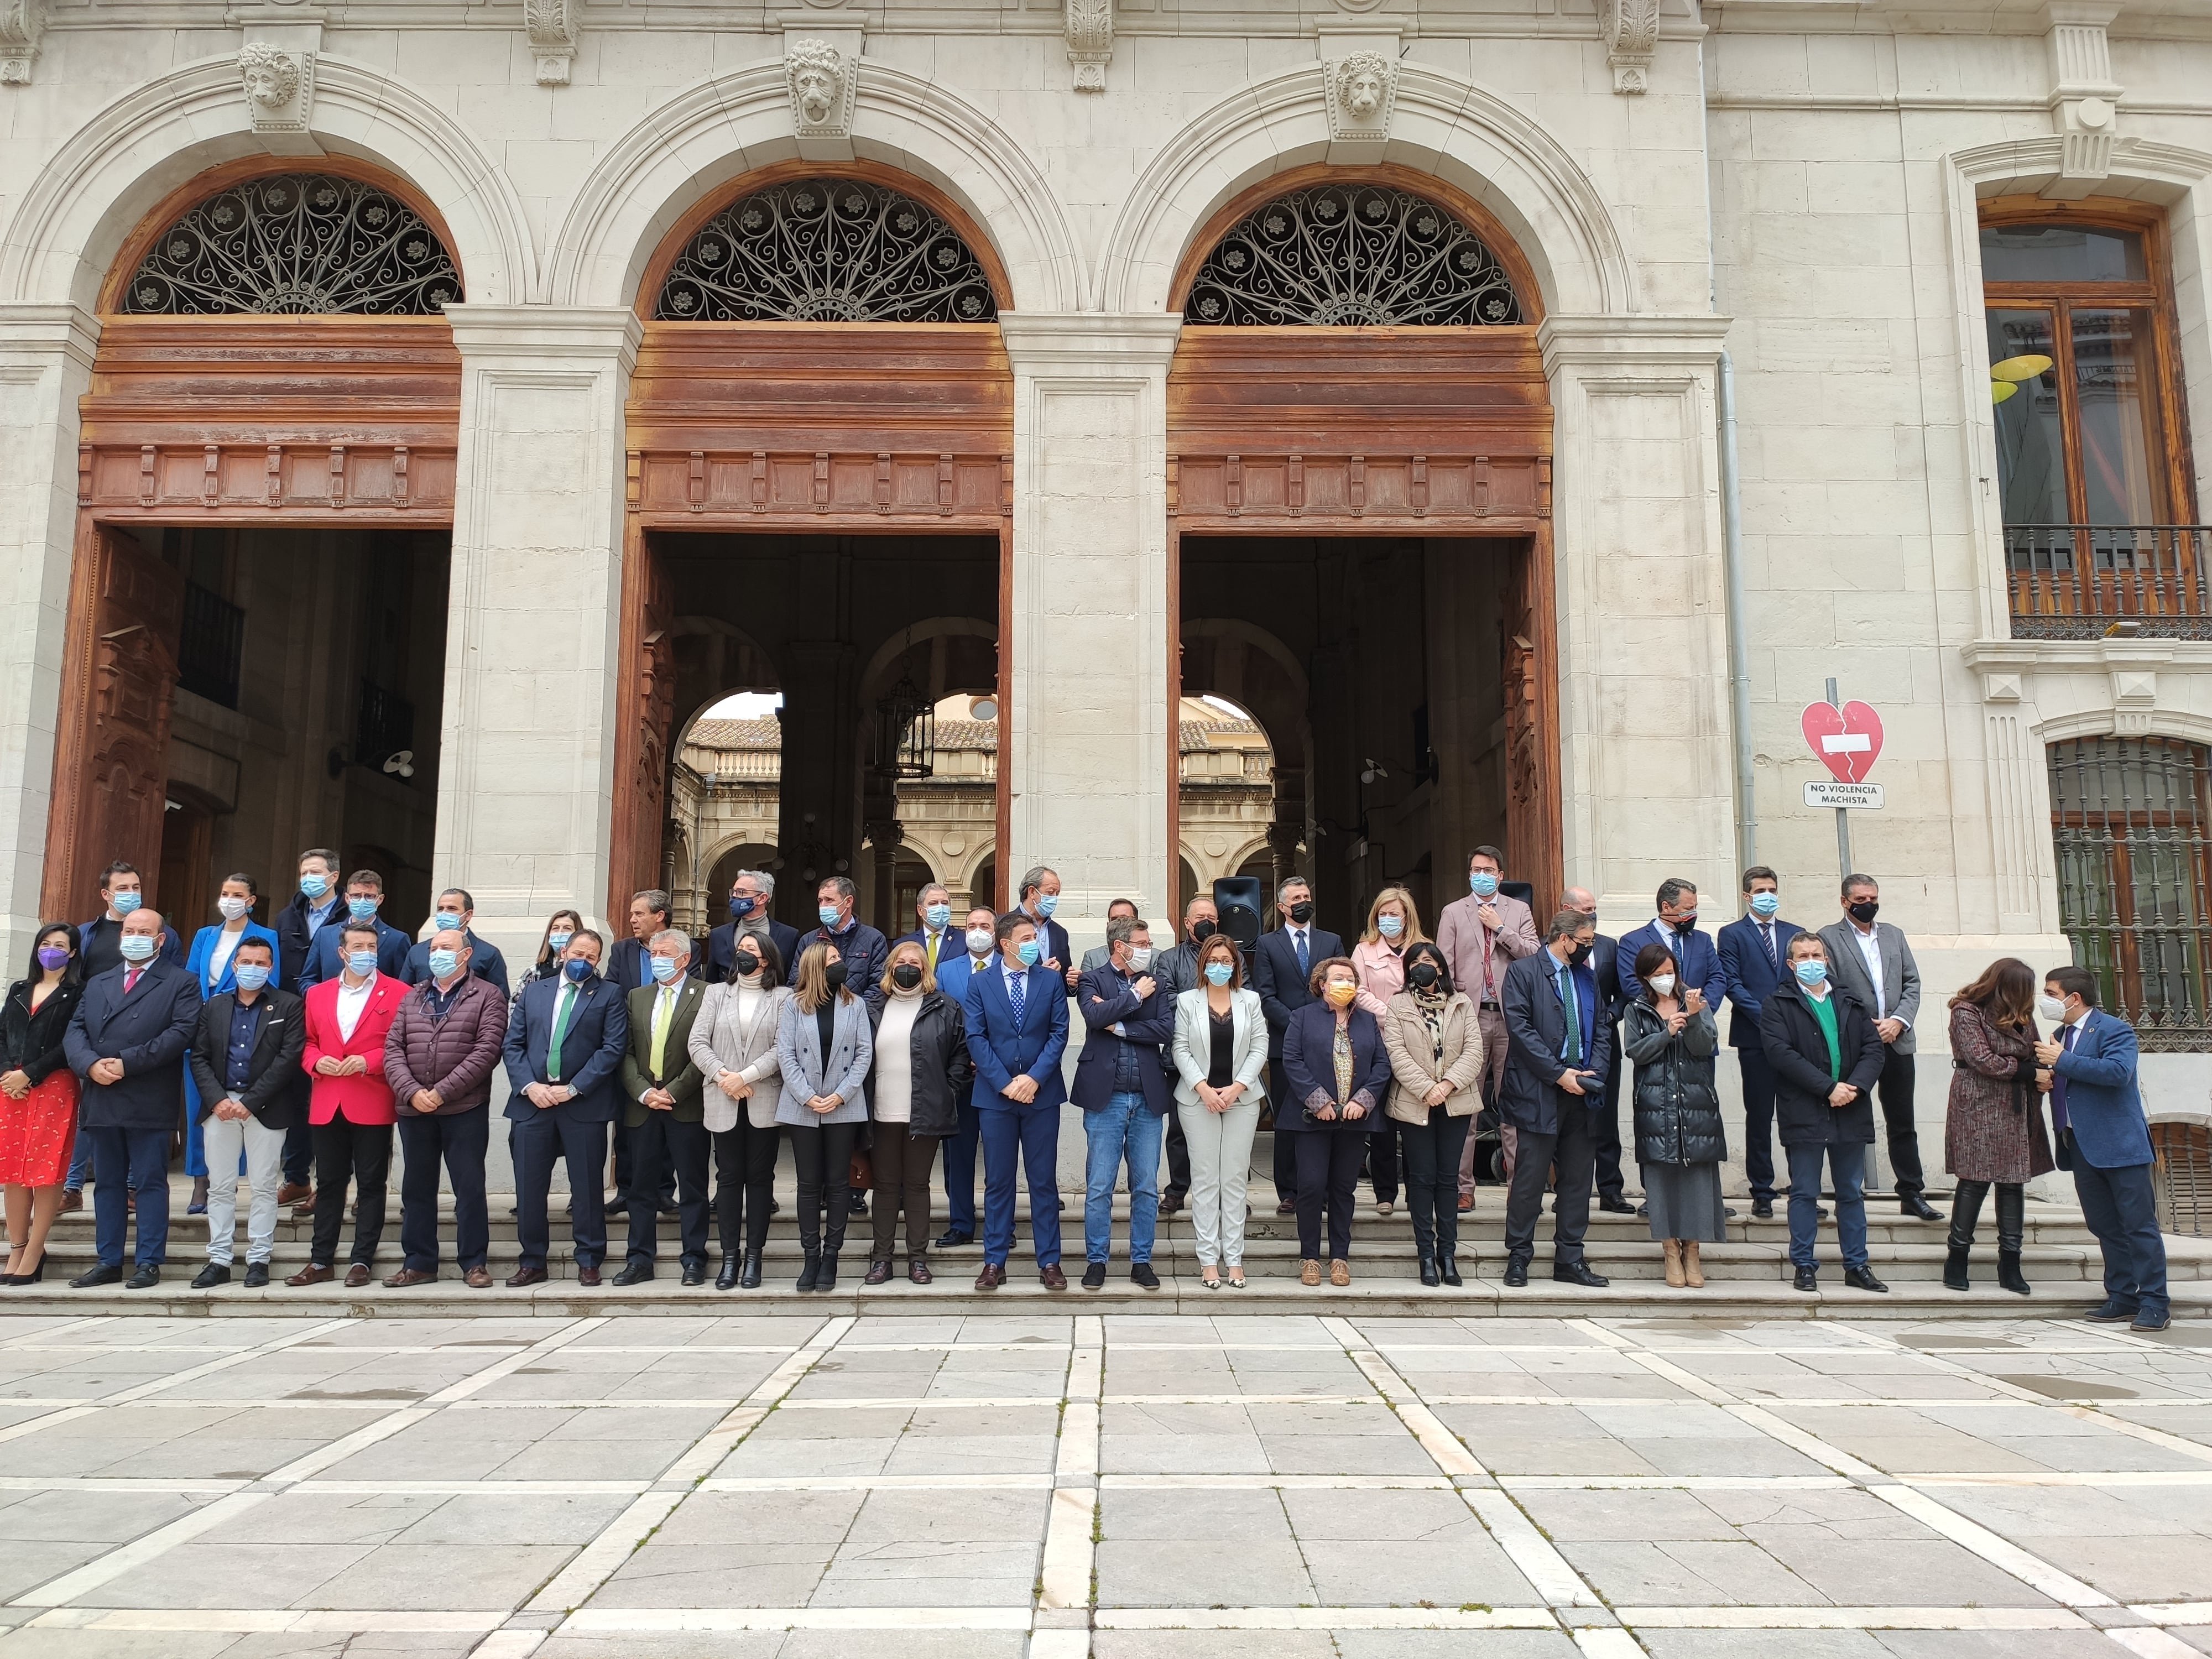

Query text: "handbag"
[849, 1144, 874, 1192]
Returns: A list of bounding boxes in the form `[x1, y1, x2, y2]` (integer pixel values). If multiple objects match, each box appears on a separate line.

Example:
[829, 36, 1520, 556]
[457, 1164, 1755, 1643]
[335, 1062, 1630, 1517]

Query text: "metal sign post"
[1826, 677, 1852, 877]
[1801, 684, 1885, 881]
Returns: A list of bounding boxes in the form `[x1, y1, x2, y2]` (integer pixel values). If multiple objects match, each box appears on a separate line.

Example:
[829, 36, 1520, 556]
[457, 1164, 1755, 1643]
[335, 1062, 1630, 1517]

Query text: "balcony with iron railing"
[2006, 525, 2212, 639]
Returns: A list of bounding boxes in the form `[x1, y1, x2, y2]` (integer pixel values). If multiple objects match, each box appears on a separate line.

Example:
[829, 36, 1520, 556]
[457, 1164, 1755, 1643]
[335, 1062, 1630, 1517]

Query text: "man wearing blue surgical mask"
[799, 876, 889, 1014]
[296, 870, 411, 990]
[186, 937, 304, 1289]
[1436, 846, 1537, 1208]
[895, 882, 958, 974]
[402, 887, 510, 998]
[961, 914, 1070, 1291]
[1717, 867, 1807, 1220]
[61, 860, 183, 1217]
[270, 847, 346, 1206]
[1018, 866, 1077, 995]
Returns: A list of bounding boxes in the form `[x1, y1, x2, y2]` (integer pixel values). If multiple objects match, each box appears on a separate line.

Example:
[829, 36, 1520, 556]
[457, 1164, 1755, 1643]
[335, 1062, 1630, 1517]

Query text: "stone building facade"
[3, 0, 2210, 1088]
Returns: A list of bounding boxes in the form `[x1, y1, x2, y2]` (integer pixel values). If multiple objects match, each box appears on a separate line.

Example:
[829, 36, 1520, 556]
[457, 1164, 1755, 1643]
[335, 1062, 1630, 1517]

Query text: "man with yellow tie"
[615, 930, 712, 1286]
[894, 884, 958, 975]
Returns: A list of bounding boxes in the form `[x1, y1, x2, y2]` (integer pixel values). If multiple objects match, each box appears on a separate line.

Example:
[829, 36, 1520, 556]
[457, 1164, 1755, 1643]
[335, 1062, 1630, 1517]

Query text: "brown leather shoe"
[909, 1256, 932, 1285]
[464, 1266, 493, 1288]
[577, 1264, 602, 1287]
[275, 1182, 312, 1207]
[287, 1263, 335, 1287]
[1329, 1259, 1352, 1287]
[1039, 1264, 1067, 1290]
[974, 1261, 1005, 1290]
[58, 1188, 82, 1214]
[1299, 1259, 1322, 1287]
[506, 1265, 548, 1287]
[863, 1260, 893, 1285]
[1457, 1194, 1474, 1213]
[383, 1268, 437, 1288]
[344, 1264, 372, 1288]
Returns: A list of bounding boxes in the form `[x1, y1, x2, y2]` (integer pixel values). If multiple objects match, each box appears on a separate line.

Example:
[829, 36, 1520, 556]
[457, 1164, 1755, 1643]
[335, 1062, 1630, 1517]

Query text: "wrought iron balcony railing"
[2006, 524, 2212, 640]
[176, 581, 244, 709]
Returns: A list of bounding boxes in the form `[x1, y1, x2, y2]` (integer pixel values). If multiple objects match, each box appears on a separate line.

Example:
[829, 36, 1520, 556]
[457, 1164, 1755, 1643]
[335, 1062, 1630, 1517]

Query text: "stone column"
[998, 314, 1182, 956]
[0, 305, 98, 963]
[1540, 315, 1740, 916]
[434, 305, 640, 966]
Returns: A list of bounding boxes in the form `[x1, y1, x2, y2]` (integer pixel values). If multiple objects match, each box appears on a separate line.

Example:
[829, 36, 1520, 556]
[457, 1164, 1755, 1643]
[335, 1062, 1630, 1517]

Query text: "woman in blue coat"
[181, 874, 280, 1213]
[1281, 954, 1393, 1287]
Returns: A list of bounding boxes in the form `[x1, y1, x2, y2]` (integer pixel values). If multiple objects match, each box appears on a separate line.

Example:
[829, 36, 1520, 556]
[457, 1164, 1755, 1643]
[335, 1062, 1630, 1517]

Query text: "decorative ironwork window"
[121, 174, 461, 316]
[1185, 184, 1521, 327]
[654, 179, 997, 324]
[2049, 735, 2212, 1050]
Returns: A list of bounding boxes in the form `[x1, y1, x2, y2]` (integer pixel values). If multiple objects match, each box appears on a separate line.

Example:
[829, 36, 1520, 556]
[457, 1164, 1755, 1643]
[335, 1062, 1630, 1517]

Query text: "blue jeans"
[979, 1096, 1061, 1269]
[2073, 1160, 2168, 1318]
[66, 1124, 91, 1190]
[88, 1126, 171, 1269]
[944, 1097, 982, 1233]
[1786, 1140, 1867, 1269]
[1084, 1091, 1161, 1265]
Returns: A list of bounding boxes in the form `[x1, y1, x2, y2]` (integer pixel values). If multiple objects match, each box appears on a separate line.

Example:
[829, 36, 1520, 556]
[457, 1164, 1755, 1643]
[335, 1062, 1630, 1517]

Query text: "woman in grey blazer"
[775, 941, 873, 1292]
[687, 925, 790, 1290]
[1171, 934, 1269, 1288]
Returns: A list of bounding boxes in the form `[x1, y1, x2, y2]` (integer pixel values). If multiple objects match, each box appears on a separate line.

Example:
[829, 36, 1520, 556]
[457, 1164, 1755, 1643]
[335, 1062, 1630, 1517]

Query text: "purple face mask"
[36, 946, 70, 971]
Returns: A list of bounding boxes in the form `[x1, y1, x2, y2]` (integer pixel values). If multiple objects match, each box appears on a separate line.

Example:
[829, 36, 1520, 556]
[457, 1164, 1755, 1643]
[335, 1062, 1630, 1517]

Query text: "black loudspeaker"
[1502, 880, 1536, 909]
[1214, 877, 1263, 950]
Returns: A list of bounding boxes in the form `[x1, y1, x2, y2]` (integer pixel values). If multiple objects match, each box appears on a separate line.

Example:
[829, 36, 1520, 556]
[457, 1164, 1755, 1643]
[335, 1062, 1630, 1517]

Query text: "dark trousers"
[1737, 1046, 1779, 1203]
[980, 1097, 1063, 1268]
[1366, 1120, 1400, 1204]
[397, 1107, 489, 1273]
[613, 1120, 676, 1211]
[88, 1125, 170, 1268]
[1291, 1129, 1366, 1261]
[1270, 1058, 1297, 1202]
[1593, 1026, 1626, 1201]
[1874, 1048, 1926, 1197]
[310, 1117, 392, 1269]
[789, 1119, 858, 1259]
[712, 1119, 779, 1258]
[870, 1121, 938, 1260]
[1400, 1108, 1472, 1260]
[1162, 1105, 1190, 1201]
[625, 1113, 711, 1270]
[513, 1112, 609, 1271]
[943, 1097, 982, 1232]
[2073, 1159, 2169, 1317]
[1503, 1101, 1598, 1266]
[282, 1117, 313, 1187]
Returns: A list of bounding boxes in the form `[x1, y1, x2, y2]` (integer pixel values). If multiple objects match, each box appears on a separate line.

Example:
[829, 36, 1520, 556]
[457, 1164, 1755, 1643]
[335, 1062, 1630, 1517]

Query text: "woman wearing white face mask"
[181, 875, 279, 1215]
[1351, 888, 1425, 1217]
[1622, 944, 1725, 1288]
[1171, 933, 1268, 1288]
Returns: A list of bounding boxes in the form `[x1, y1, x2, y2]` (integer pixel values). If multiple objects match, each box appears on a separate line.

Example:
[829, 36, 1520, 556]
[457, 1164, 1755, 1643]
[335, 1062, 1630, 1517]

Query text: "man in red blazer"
[291, 919, 404, 1287]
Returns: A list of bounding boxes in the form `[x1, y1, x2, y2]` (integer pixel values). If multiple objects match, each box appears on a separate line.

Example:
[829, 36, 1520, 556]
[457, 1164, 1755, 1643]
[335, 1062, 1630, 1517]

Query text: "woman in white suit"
[687, 924, 789, 1291]
[1172, 933, 1269, 1288]
[775, 942, 873, 1294]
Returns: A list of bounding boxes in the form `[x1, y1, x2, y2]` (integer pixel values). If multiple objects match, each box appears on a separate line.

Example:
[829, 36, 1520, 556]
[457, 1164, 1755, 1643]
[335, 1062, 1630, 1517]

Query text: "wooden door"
[608, 524, 676, 920]
[40, 524, 185, 922]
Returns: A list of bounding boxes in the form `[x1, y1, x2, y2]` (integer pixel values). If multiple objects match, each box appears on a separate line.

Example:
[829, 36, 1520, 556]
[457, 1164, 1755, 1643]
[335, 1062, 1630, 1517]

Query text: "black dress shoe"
[681, 1263, 706, 1287]
[1597, 1196, 1636, 1214]
[1900, 1193, 1944, 1222]
[1157, 1193, 1185, 1216]
[1552, 1261, 1609, 1288]
[1276, 1201, 1297, 1215]
[1793, 1266, 1818, 1292]
[848, 1192, 868, 1215]
[1844, 1267, 1889, 1293]
[934, 1228, 974, 1249]
[1130, 1263, 1160, 1290]
[716, 1255, 738, 1291]
[1438, 1253, 1462, 1287]
[243, 1263, 269, 1288]
[612, 1261, 654, 1287]
[740, 1252, 764, 1289]
[126, 1265, 160, 1290]
[1751, 1199, 1775, 1219]
[1502, 1258, 1530, 1287]
[1418, 1254, 1441, 1287]
[1082, 1262, 1107, 1290]
[2085, 1301, 2140, 1323]
[656, 1199, 681, 1218]
[191, 1264, 231, 1289]
[71, 1264, 123, 1288]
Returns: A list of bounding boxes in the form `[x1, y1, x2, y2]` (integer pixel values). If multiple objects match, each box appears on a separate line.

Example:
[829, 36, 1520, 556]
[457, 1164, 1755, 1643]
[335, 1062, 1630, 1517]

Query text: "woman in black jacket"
[864, 940, 974, 1285]
[1, 923, 86, 1285]
[1757, 932, 1888, 1295]
[1620, 941, 1725, 1290]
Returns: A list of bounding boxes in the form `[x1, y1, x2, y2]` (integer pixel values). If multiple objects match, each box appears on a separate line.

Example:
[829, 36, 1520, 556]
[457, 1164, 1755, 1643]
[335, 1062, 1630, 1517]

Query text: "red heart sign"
[1801, 701, 1884, 784]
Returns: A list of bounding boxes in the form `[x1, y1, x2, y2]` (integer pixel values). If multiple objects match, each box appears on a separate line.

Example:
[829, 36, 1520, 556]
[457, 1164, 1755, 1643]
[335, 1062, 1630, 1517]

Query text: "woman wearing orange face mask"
[1280, 956, 1393, 1287]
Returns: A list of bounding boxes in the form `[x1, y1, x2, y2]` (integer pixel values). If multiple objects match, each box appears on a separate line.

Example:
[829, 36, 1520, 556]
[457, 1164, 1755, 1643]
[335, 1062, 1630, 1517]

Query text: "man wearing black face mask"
[707, 870, 800, 987]
[1817, 875, 1939, 1220]
[1253, 878, 1344, 1214]
[1498, 910, 1614, 1288]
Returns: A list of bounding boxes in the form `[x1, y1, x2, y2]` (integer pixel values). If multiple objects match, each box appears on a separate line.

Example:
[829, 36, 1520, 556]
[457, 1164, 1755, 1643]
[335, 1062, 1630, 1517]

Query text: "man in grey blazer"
[1816, 874, 1943, 1221]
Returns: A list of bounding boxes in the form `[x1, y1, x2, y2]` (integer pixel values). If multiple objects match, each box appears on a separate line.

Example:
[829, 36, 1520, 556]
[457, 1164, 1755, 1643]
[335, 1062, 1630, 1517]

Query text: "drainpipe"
[1719, 349, 1757, 872]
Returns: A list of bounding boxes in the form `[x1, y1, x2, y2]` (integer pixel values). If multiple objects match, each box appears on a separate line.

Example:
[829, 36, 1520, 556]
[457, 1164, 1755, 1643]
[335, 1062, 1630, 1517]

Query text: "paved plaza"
[0, 1312, 2206, 1659]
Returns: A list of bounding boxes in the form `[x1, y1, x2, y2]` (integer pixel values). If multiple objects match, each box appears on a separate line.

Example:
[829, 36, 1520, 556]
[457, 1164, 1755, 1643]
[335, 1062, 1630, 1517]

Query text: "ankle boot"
[815, 1253, 839, 1293]
[1418, 1253, 1440, 1287]
[796, 1251, 821, 1292]
[739, 1251, 764, 1290]
[1995, 1183, 2031, 1295]
[715, 1254, 738, 1291]
[1438, 1251, 1462, 1287]
[1663, 1239, 1686, 1288]
[1682, 1240, 1704, 1288]
[1945, 1179, 1988, 1291]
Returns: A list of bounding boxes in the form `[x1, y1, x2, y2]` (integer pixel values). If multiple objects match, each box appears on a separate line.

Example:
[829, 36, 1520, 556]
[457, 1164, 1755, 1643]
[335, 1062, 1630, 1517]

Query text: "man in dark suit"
[1499, 909, 1615, 1290]
[1616, 878, 1728, 1008]
[501, 928, 630, 1287]
[61, 860, 182, 1211]
[1251, 877, 1342, 1214]
[1072, 915, 1175, 1290]
[1563, 886, 1632, 1215]
[961, 911, 1071, 1291]
[706, 869, 800, 984]
[1716, 865, 1802, 1219]
[2039, 965, 2169, 1332]
[270, 847, 344, 1202]
[185, 937, 303, 1288]
[1015, 865, 1077, 996]
[614, 930, 711, 1286]
[1817, 874, 1940, 1221]
[298, 869, 413, 988]
[932, 903, 1001, 1248]
[63, 906, 201, 1288]
[894, 882, 961, 978]
[607, 889, 682, 993]
[401, 887, 510, 997]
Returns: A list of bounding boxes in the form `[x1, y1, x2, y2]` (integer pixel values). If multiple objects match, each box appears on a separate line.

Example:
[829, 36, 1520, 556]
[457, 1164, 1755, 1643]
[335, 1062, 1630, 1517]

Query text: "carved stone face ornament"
[785, 39, 847, 132]
[1326, 51, 1395, 140]
[1342, 63, 1385, 118]
[238, 42, 299, 109]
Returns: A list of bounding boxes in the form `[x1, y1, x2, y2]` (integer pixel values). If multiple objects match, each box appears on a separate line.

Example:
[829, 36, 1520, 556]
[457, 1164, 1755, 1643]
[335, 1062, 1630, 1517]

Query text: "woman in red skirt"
[1, 923, 87, 1284]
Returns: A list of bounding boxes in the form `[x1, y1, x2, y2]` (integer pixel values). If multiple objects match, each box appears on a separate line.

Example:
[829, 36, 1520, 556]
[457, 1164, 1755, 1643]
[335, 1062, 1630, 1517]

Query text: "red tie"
[122, 967, 142, 996]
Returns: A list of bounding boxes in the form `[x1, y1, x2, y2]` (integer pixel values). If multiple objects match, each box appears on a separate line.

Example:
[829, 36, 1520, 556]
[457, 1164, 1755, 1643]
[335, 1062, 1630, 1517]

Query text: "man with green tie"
[615, 931, 711, 1286]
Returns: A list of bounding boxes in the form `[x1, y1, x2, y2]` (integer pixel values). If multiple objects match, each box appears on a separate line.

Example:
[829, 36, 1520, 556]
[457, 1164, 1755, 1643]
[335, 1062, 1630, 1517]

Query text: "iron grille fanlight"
[875, 675, 935, 780]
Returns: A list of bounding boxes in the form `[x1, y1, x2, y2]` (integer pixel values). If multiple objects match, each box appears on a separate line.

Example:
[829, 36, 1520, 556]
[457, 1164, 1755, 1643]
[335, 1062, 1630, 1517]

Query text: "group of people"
[0, 844, 2172, 1327]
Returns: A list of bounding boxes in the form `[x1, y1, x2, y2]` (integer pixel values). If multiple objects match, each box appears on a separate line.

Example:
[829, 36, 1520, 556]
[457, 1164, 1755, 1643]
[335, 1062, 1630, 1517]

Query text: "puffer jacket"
[383, 973, 509, 1115]
[867, 988, 973, 1139]
[1622, 999, 1726, 1166]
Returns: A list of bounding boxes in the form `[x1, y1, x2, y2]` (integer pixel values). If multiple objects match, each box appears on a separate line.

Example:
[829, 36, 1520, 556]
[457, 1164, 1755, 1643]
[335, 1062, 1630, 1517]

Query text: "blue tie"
[1295, 929, 1310, 978]
[1009, 969, 1026, 1030]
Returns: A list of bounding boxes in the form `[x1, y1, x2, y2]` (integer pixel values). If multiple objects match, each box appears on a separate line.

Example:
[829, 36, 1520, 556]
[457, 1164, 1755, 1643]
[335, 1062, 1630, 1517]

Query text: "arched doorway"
[41, 162, 462, 937]
[612, 165, 1014, 930]
[1166, 168, 1562, 938]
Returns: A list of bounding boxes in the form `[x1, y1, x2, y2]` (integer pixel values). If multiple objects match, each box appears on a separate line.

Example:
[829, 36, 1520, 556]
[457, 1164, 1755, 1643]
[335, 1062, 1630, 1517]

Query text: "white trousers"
[1177, 1095, 1263, 1268]
[202, 1113, 287, 1265]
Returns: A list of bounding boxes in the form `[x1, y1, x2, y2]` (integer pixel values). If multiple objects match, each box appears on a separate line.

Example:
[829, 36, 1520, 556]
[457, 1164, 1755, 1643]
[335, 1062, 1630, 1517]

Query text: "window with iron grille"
[2048, 736, 2212, 1050]
[176, 581, 244, 709]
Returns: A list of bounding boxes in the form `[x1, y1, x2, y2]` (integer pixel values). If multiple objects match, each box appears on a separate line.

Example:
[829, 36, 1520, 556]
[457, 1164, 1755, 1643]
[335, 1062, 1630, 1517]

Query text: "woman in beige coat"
[686, 924, 790, 1290]
[1380, 941, 1485, 1288]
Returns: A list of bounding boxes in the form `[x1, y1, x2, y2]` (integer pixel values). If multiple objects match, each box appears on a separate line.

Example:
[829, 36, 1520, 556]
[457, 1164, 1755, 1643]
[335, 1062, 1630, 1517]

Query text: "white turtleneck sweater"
[872, 990, 922, 1123]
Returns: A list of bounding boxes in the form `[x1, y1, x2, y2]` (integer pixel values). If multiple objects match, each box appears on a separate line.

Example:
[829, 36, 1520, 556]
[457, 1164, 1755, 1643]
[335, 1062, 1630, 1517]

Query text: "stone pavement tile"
[1333, 1635, 1578, 1659]
[1100, 1402, 1267, 1474]
[79, 1541, 374, 1609]
[1932, 1479, 2212, 1540]
[2169, 1626, 2212, 1657]
[1640, 1632, 1889, 1659]
[197, 1489, 446, 1546]
[782, 1636, 1026, 1659]
[1577, 1400, 1762, 1439]
[1106, 1353, 1237, 1394]
[1261, 1433, 1444, 1476]
[1635, 1434, 1835, 1478]
[1244, 1401, 1400, 1436]
[393, 1491, 639, 1545]
[1559, 1539, 1820, 1605]
[1695, 1484, 1939, 1539]
[538, 1635, 787, 1659]
[843, 1485, 1051, 1545]
[715, 1431, 899, 1479]
[499, 1405, 728, 1443]
[309, 1412, 540, 1480]
[1305, 1542, 1543, 1609]
[218, 1634, 484, 1659]
[0, 1540, 133, 1603]
[844, 1316, 967, 1344]
[490, 1436, 701, 1481]
[1225, 1353, 1370, 1392]
[1206, 1316, 1338, 1345]
[951, 1317, 1070, 1344]
[67, 1430, 364, 1482]
[1975, 1532, 2212, 1602]
[1514, 1486, 1741, 1542]
[809, 1535, 1038, 1606]
[1749, 1534, 2061, 1608]
[1097, 1636, 1335, 1659]
[2107, 1405, 2212, 1447]
[657, 1491, 868, 1547]
[0, 1630, 243, 1659]
[1432, 1404, 1658, 1476]
[1766, 1406, 2047, 1474]
[1871, 1635, 2132, 1658]
[0, 1488, 210, 1544]
[587, 1540, 838, 1609]
[1102, 1488, 1292, 1543]
[1095, 1538, 1316, 1608]
[1977, 1432, 2210, 1473]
